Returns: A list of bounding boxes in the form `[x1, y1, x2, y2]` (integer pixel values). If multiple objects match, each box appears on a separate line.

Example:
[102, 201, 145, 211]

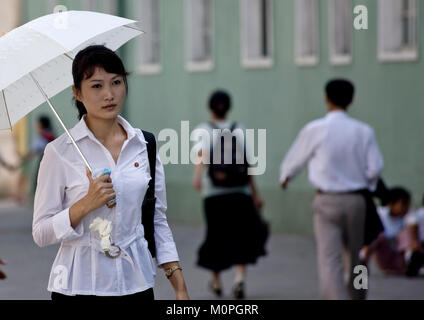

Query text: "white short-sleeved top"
[405, 208, 424, 242]
[193, 120, 251, 199]
[377, 206, 405, 239]
[32, 115, 179, 296]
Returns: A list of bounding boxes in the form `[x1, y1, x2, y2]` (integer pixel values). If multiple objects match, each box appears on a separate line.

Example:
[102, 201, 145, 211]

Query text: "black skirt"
[51, 288, 154, 301]
[197, 193, 268, 272]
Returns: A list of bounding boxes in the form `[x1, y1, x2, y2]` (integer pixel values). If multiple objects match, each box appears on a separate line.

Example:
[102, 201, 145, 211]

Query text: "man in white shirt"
[280, 79, 384, 300]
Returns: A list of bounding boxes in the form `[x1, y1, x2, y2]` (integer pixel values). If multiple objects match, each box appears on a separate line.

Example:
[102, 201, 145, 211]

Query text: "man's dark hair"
[38, 115, 52, 131]
[387, 187, 411, 204]
[209, 90, 231, 118]
[325, 79, 355, 109]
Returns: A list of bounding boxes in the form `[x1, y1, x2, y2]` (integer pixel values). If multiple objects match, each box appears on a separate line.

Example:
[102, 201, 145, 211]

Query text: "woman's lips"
[103, 104, 117, 110]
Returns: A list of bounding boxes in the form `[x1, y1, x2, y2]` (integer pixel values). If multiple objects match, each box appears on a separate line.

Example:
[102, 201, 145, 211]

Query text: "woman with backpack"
[193, 90, 268, 299]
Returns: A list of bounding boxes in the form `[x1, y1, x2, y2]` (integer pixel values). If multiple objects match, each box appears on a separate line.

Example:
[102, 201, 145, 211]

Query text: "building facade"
[20, 0, 424, 234]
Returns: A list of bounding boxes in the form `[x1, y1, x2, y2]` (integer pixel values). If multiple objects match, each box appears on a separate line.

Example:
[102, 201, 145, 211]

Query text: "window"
[83, 0, 99, 12]
[83, 0, 117, 15]
[185, 0, 213, 72]
[135, 0, 161, 74]
[46, 0, 59, 13]
[378, 0, 418, 62]
[328, 0, 352, 65]
[103, 0, 118, 15]
[295, 0, 319, 66]
[240, 0, 273, 68]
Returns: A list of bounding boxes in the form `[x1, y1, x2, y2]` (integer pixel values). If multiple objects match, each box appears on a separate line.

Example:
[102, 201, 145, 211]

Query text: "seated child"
[360, 187, 424, 276]
[404, 194, 424, 276]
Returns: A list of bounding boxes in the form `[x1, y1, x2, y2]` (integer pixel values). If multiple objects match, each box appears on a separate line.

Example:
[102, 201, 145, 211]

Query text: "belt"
[62, 224, 147, 278]
[316, 189, 368, 195]
[63, 223, 145, 252]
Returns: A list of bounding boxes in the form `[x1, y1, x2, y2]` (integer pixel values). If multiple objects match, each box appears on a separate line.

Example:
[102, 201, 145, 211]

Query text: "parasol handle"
[30, 72, 117, 209]
[29, 72, 93, 172]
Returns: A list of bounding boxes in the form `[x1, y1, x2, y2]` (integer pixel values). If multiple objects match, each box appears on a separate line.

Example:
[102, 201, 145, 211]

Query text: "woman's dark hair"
[38, 115, 52, 131]
[325, 79, 355, 109]
[72, 45, 130, 120]
[209, 90, 231, 119]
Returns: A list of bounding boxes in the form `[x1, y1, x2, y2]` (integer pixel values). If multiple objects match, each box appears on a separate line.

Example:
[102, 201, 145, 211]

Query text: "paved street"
[0, 200, 423, 300]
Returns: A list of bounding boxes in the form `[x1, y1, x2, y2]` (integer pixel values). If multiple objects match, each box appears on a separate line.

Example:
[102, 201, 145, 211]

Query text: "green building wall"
[22, 0, 424, 235]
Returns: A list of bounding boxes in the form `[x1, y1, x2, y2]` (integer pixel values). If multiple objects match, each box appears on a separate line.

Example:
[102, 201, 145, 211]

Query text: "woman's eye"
[92, 84, 102, 89]
[113, 80, 122, 85]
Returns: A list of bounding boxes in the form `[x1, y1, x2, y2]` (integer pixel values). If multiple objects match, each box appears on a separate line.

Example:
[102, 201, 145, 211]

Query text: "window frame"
[102, 0, 119, 15]
[184, 0, 215, 73]
[83, 0, 99, 12]
[135, 0, 162, 75]
[240, 0, 274, 69]
[46, 0, 59, 13]
[328, 0, 352, 66]
[377, 0, 419, 62]
[294, 0, 320, 67]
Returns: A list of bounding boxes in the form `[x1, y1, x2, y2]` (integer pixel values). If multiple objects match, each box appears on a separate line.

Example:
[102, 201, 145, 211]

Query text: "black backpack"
[207, 122, 249, 187]
[141, 130, 157, 258]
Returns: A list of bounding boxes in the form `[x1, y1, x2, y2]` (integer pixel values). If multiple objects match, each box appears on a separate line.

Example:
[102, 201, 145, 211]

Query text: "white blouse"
[32, 115, 179, 296]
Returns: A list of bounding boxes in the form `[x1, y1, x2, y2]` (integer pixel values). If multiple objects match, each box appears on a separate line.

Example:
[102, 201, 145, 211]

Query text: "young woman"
[32, 45, 189, 300]
[193, 90, 268, 299]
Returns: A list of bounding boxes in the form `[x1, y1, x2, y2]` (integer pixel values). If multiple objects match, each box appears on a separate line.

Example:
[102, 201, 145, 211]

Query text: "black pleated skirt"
[197, 193, 268, 272]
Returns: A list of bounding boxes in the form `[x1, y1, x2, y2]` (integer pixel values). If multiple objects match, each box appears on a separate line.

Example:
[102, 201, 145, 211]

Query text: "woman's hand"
[69, 167, 116, 229]
[84, 167, 115, 211]
[193, 162, 204, 191]
[252, 194, 264, 211]
[193, 176, 202, 191]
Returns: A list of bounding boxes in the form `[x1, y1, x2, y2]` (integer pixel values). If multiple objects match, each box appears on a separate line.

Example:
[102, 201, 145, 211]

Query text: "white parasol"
[0, 10, 143, 172]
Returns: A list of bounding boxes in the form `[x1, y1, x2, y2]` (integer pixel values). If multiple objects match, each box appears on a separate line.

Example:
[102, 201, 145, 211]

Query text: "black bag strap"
[208, 121, 218, 130]
[143, 130, 156, 201]
[208, 121, 237, 132]
[208, 121, 237, 153]
[141, 130, 157, 257]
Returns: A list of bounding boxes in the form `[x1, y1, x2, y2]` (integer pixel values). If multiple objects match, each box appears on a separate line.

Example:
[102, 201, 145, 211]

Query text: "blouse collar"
[66, 115, 148, 146]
